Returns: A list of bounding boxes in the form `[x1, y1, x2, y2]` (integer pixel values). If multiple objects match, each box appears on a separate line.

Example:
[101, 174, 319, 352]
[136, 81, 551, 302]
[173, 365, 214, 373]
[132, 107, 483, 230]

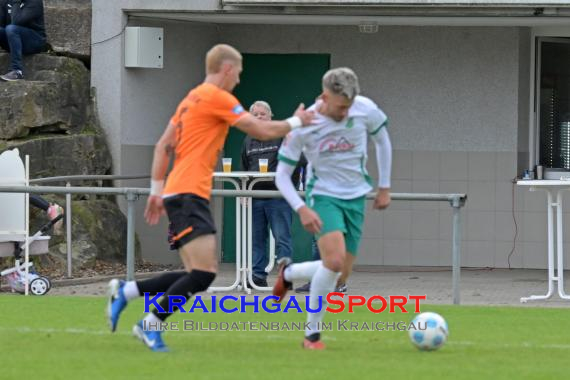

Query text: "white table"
[246, 173, 278, 292]
[209, 172, 277, 294]
[517, 180, 570, 302]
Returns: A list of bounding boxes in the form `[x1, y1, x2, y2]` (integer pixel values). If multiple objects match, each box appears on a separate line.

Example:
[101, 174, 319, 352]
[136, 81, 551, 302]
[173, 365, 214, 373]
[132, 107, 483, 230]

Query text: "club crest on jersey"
[318, 137, 355, 153]
[232, 105, 245, 114]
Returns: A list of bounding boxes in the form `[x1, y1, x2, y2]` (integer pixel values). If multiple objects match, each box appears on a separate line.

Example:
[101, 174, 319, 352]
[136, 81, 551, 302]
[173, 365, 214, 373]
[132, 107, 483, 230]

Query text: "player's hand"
[145, 195, 165, 225]
[294, 103, 315, 127]
[298, 205, 322, 234]
[374, 188, 391, 210]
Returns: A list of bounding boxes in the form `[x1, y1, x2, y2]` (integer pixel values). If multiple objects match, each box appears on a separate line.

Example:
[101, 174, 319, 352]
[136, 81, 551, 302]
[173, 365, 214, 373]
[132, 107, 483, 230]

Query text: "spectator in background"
[30, 194, 64, 235]
[241, 100, 305, 287]
[0, 0, 46, 81]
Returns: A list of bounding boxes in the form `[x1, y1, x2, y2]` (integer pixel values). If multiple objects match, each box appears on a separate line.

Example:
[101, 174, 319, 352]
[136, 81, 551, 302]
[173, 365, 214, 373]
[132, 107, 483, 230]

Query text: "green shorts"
[311, 195, 366, 255]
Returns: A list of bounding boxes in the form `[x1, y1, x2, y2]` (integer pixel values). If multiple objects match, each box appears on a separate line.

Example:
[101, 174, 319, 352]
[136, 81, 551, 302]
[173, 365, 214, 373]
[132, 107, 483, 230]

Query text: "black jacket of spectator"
[0, 0, 46, 38]
[241, 136, 306, 191]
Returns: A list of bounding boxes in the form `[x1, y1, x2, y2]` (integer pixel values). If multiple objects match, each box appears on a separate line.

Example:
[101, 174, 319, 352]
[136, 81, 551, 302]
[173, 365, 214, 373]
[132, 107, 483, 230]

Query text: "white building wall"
[119, 21, 219, 264]
[93, 3, 557, 268]
[220, 24, 537, 269]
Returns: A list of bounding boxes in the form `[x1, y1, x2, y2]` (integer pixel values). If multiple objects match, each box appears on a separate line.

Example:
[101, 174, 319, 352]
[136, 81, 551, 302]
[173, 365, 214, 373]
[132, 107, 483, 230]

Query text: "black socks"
[153, 270, 216, 321]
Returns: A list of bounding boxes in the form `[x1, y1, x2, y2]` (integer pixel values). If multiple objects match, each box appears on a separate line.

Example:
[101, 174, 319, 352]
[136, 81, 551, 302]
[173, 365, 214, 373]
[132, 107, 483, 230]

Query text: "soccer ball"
[408, 312, 448, 351]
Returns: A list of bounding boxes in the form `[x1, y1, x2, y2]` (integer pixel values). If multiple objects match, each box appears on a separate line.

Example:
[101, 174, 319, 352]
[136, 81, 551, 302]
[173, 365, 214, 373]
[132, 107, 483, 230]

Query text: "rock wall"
[45, 0, 91, 60]
[0, 54, 93, 139]
[0, 1, 141, 272]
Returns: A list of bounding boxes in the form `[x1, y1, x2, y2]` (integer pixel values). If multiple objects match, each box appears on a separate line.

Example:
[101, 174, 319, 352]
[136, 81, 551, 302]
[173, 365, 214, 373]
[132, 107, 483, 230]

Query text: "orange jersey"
[163, 83, 247, 199]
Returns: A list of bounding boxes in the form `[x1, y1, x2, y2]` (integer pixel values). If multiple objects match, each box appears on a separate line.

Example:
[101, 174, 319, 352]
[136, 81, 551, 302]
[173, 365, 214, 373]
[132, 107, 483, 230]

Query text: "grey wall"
[217, 25, 551, 269]
[122, 21, 219, 147]
[91, 3, 125, 171]
[220, 25, 521, 152]
[117, 20, 218, 264]
[119, 145, 174, 264]
[92, 0, 221, 169]
[518, 28, 531, 172]
[94, 13, 558, 268]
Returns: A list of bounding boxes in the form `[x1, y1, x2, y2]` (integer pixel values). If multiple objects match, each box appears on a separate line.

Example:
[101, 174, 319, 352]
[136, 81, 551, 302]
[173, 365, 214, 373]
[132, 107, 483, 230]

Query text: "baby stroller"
[0, 148, 60, 295]
[0, 214, 63, 295]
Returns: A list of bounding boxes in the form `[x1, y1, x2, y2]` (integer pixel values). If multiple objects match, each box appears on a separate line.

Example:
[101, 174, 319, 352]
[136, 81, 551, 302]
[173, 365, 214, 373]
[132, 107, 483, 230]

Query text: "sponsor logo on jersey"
[318, 137, 355, 153]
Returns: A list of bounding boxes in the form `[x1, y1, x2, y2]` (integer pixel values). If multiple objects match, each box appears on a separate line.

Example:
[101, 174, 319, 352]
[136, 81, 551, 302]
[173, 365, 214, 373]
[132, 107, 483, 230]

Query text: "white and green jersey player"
[276, 94, 392, 254]
[273, 67, 392, 350]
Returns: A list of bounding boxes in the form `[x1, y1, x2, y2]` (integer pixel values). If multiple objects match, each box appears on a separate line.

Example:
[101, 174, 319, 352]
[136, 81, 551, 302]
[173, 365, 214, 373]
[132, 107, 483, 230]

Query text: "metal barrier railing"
[0, 181, 467, 303]
[29, 175, 151, 279]
[29, 174, 150, 184]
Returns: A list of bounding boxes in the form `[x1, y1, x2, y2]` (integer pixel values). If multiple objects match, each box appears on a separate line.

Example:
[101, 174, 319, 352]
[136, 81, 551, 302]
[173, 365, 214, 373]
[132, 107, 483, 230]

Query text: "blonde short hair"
[205, 44, 242, 74]
[322, 67, 360, 100]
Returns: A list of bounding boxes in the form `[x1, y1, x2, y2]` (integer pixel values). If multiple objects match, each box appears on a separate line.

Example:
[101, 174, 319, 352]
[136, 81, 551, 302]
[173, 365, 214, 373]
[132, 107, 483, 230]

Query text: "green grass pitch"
[0, 295, 568, 379]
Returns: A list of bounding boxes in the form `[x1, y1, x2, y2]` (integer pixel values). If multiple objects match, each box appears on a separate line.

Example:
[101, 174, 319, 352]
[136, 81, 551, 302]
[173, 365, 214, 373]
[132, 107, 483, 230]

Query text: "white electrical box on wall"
[124, 27, 163, 68]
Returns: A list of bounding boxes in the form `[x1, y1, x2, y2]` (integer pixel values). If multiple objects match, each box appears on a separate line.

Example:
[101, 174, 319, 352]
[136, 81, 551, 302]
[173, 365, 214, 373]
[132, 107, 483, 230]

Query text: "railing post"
[451, 196, 464, 305]
[66, 182, 72, 278]
[126, 191, 138, 281]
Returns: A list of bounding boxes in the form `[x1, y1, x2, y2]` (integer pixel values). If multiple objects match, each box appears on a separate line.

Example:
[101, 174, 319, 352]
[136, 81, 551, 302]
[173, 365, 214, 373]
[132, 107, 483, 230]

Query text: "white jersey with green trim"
[278, 95, 388, 201]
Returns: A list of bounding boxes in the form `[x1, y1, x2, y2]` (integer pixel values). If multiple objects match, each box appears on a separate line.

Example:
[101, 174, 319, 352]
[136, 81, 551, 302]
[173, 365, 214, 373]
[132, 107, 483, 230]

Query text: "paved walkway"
[41, 264, 570, 307]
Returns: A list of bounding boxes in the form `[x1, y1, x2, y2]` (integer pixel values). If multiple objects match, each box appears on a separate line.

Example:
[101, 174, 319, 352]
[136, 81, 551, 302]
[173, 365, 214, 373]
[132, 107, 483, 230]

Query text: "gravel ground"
[4, 263, 569, 307]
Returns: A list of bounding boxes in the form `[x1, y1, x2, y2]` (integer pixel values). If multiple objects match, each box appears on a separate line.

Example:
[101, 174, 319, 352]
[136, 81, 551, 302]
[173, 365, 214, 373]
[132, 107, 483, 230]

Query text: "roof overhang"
[127, 10, 570, 27]
[126, 0, 570, 26]
[222, 0, 570, 7]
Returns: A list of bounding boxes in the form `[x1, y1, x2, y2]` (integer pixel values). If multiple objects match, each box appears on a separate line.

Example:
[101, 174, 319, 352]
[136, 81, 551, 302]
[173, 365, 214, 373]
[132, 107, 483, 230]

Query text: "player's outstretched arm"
[145, 122, 177, 225]
[275, 161, 322, 234]
[234, 103, 314, 141]
[371, 127, 392, 210]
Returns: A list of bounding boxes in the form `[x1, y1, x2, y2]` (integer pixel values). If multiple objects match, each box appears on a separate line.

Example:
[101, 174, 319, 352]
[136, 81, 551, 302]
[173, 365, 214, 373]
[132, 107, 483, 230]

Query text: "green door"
[222, 53, 330, 262]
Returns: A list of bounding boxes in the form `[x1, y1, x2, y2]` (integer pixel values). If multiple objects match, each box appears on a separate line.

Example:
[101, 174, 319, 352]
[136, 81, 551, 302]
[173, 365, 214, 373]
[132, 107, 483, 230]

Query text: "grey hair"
[249, 100, 273, 115]
[322, 67, 360, 100]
